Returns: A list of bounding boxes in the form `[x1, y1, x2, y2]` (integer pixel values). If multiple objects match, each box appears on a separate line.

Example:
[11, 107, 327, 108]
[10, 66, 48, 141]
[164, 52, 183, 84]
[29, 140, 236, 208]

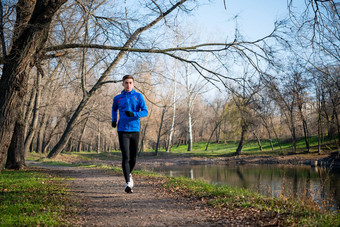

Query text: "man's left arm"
[135, 94, 148, 118]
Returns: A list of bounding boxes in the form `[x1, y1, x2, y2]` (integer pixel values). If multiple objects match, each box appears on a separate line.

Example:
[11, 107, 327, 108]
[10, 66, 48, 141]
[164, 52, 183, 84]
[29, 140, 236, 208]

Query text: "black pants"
[118, 131, 139, 183]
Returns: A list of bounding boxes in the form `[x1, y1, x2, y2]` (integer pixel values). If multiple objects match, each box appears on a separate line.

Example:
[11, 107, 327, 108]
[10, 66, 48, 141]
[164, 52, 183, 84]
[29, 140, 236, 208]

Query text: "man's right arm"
[112, 97, 118, 125]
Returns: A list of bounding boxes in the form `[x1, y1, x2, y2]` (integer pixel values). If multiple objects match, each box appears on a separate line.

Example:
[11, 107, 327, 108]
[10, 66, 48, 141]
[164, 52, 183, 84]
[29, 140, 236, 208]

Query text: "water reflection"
[140, 164, 340, 211]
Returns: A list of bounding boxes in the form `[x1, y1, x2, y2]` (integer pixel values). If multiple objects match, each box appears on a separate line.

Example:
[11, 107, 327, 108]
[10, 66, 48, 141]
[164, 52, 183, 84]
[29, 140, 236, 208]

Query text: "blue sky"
[187, 0, 297, 41]
[181, 0, 305, 99]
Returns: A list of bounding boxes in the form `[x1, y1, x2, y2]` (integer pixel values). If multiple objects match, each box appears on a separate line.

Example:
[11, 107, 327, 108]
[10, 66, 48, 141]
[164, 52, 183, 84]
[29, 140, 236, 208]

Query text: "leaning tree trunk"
[0, 0, 67, 169]
[42, 116, 63, 154]
[235, 121, 247, 156]
[47, 98, 89, 158]
[205, 120, 222, 151]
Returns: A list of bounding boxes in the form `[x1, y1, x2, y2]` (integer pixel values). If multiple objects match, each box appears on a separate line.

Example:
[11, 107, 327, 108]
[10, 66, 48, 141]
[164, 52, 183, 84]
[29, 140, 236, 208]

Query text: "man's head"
[122, 75, 134, 92]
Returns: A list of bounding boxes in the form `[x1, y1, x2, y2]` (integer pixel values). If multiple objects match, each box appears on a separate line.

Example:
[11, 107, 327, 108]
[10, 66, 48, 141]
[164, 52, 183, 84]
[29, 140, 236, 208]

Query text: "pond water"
[138, 164, 340, 211]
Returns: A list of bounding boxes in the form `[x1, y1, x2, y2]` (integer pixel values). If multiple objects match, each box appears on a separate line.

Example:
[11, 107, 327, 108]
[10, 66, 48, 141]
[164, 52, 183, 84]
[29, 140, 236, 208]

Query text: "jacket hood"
[121, 89, 136, 95]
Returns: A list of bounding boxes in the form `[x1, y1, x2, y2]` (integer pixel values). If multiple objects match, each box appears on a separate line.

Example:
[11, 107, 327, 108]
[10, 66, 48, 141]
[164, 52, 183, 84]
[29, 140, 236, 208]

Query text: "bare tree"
[286, 0, 340, 87]
[268, 76, 298, 153]
[253, 92, 278, 151]
[0, 0, 67, 169]
[229, 68, 261, 156]
[47, 0, 191, 159]
[166, 62, 178, 152]
[182, 63, 208, 151]
[205, 98, 226, 151]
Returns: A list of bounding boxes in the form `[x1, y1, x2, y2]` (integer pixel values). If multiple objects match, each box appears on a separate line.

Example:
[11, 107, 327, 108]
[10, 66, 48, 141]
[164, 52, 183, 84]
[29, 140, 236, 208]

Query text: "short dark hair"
[122, 75, 134, 82]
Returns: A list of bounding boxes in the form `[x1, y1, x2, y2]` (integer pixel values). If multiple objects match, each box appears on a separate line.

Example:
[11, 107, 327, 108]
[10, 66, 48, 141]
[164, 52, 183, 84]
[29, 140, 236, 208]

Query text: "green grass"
[28, 135, 336, 162]
[147, 135, 337, 158]
[163, 176, 340, 226]
[0, 169, 78, 226]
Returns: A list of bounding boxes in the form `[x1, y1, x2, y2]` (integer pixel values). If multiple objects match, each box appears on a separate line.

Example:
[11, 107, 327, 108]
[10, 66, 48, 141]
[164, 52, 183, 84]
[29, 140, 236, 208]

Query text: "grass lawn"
[26, 135, 337, 163]
[0, 169, 79, 226]
[138, 135, 337, 158]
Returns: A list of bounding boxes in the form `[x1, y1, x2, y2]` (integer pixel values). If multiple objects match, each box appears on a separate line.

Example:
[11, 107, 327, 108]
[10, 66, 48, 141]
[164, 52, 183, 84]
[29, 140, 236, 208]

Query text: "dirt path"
[28, 162, 229, 226]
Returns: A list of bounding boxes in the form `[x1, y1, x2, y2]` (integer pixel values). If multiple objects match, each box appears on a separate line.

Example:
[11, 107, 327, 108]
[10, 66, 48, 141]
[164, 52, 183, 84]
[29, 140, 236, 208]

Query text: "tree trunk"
[42, 140, 51, 155]
[24, 71, 42, 156]
[155, 106, 166, 155]
[333, 104, 340, 148]
[291, 124, 297, 153]
[23, 85, 37, 138]
[253, 131, 263, 152]
[77, 118, 88, 152]
[0, 0, 67, 170]
[5, 116, 26, 170]
[187, 112, 193, 151]
[262, 121, 274, 151]
[138, 108, 152, 156]
[97, 123, 101, 154]
[270, 118, 282, 150]
[318, 107, 322, 154]
[302, 118, 310, 152]
[298, 105, 310, 152]
[30, 134, 36, 153]
[290, 109, 297, 153]
[42, 116, 62, 155]
[36, 109, 48, 154]
[205, 120, 222, 151]
[235, 122, 247, 155]
[166, 76, 176, 153]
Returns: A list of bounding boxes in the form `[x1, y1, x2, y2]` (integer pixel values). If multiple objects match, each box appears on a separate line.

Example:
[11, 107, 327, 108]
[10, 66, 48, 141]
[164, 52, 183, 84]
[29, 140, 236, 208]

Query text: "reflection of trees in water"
[330, 170, 340, 210]
[305, 169, 311, 198]
[293, 168, 298, 197]
[236, 166, 248, 188]
[154, 164, 340, 210]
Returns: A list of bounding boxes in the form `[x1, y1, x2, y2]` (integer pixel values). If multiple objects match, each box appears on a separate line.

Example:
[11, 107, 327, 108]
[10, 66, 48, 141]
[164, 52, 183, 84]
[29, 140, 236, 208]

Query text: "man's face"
[122, 78, 134, 92]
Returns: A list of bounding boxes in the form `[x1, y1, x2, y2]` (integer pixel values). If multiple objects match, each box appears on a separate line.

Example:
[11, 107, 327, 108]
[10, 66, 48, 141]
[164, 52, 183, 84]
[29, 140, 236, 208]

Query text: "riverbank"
[134, 150, 340, 168]
[22, 158, 339, 226]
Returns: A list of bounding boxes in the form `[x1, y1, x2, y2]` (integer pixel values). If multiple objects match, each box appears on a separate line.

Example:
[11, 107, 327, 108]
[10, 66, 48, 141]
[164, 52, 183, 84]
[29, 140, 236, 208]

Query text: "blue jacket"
[112, 89, 148, 132]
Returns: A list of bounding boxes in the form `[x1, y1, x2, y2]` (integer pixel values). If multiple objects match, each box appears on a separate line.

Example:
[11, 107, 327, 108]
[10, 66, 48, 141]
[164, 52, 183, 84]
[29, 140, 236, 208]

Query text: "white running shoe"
[129, 173, 134, 187]
[124, 181, 133, 193]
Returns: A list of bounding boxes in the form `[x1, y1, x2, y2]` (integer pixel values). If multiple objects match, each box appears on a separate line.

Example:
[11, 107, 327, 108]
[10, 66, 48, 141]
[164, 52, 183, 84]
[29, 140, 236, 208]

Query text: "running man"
[111, 75, 148, 193]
